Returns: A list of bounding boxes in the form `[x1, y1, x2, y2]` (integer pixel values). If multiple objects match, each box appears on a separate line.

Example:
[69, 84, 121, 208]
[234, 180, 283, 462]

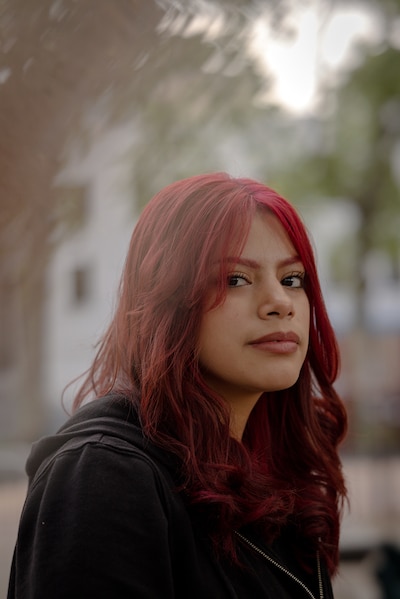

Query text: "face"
[198, 211, 310, 422]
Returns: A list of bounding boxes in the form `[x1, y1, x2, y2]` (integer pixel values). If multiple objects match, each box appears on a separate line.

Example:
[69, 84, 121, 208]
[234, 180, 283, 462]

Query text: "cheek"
[295, 294, 310, 341]
[303, 300, 311, 347]
[198, 307, 231, 364]
[304, 302, 311, 330]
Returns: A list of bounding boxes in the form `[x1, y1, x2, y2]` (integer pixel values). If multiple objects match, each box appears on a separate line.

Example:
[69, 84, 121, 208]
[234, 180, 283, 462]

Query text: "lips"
[249, 331, 300, 354]
[250, 332, 300, 345]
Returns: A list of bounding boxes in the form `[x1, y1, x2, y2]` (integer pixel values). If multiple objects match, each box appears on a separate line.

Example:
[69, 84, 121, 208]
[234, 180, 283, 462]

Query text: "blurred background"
[1, 0, 400, 597]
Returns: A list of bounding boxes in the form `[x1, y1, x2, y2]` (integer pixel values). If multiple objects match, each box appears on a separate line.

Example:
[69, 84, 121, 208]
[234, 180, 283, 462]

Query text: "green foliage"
[271, 36, 400, 310]
[328, 45, 400, 281]
[126, 27, 265, 209]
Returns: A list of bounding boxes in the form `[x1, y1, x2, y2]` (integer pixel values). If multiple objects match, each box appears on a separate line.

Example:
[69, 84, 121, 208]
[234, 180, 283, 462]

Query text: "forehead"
[237, 212, 300, 263]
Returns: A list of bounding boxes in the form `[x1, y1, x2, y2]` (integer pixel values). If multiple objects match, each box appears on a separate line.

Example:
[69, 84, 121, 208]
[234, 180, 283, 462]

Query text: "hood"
[26, 394, 178, 483]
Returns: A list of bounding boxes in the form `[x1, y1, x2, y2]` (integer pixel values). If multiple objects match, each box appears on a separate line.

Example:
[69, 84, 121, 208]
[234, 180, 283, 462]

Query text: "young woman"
[8, 172, 347, 598]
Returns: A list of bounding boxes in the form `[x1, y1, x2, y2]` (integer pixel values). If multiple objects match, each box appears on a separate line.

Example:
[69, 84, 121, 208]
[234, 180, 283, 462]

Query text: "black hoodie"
[8, 395, 333, 599]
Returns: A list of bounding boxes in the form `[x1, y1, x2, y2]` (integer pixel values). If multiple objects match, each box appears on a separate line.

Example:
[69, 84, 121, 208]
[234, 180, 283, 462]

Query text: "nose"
[257, 279, 294, 319]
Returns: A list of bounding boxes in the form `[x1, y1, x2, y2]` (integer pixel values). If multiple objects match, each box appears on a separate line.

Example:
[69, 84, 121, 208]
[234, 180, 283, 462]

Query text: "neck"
[228, 394, 262, 441]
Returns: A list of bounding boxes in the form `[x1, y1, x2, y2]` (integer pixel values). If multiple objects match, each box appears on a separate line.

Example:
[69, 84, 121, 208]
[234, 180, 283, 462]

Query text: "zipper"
[234, 531, 324, 599]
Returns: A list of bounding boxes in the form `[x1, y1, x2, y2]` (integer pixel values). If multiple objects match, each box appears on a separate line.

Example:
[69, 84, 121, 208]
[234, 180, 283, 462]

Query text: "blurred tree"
[327, 45, 400, 302]
[271, 34, 400, 326]
[0, 0, 164, 439]
[0, 0, 292, 440]
[127, 31, 264, 205]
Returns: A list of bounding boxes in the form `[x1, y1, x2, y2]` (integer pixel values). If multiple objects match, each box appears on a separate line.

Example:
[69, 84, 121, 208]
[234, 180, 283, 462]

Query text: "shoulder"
[26, 395, 180, 517]
[12, 401, 196, 598]
[19, 412, 185, 562]
[32, 431, 165, 492]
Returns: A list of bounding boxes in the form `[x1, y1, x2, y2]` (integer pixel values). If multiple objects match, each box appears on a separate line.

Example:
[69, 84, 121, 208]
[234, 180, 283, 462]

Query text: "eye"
[281, 271, 305, 288]
[227, 272, 251, 287]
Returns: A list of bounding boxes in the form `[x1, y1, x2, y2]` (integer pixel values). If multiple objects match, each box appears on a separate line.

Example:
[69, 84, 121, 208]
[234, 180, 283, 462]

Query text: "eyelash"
[227, 272, 251, 287]
[227, 271, 306, 288]
[281, 271, 306, 288]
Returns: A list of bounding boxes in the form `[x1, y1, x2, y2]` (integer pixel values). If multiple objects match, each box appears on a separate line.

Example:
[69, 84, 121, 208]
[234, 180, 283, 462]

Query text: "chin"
[266, 374, 301, 392]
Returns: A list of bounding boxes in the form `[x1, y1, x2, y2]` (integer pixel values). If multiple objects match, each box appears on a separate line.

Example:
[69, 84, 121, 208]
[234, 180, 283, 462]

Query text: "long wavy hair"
[73, 172, 347, 574]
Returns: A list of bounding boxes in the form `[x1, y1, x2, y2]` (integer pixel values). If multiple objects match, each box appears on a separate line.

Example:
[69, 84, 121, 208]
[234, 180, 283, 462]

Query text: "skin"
[198, 211, 310, 440]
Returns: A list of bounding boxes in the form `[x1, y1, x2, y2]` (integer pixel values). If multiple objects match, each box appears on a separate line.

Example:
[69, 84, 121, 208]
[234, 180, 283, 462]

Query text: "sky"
[249, 1, 384, 114]
[163, 0, 386, 115]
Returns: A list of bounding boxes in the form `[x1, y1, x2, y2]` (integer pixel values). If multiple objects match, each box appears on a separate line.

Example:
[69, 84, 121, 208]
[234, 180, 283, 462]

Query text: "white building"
[44, 121, 138, 427]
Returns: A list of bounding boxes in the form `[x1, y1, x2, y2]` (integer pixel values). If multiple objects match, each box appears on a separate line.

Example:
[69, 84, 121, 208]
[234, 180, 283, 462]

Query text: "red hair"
[74, 173, 347, 574]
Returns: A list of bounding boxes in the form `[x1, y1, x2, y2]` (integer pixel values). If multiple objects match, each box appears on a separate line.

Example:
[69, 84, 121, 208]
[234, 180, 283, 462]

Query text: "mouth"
[249, 331, 300, 354]
[250, 332, 300, 344]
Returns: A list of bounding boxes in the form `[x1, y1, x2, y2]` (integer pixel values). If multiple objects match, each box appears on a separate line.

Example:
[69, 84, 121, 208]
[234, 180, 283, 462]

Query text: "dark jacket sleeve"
[8, 435, 176, 599]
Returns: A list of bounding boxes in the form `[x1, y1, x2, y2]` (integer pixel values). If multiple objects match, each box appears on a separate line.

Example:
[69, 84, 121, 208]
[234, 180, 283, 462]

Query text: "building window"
[71, 265, 92, 306]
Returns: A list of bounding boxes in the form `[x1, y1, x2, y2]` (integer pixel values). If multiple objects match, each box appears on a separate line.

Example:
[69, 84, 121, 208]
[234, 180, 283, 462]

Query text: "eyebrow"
[224, 255, 303, 269]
